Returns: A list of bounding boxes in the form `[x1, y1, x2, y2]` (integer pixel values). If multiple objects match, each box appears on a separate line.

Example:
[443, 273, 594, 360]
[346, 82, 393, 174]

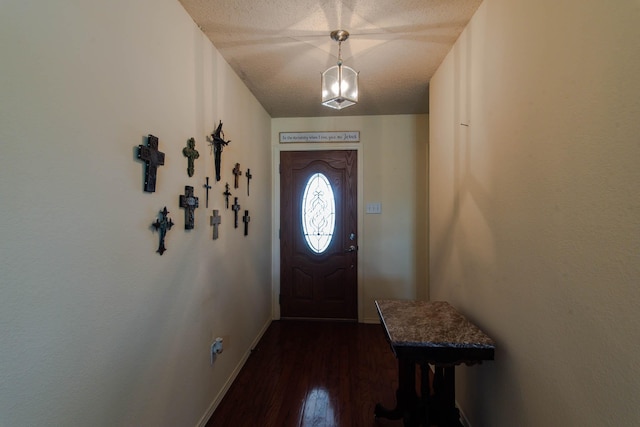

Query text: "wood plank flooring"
[205, 320, 406, 427]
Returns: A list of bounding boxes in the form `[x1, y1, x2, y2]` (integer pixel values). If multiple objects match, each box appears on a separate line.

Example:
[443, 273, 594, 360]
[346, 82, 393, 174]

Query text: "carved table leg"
[419, 363, 431, 426]
[375, 358, 422, 426]
[431, 366, 463, 427]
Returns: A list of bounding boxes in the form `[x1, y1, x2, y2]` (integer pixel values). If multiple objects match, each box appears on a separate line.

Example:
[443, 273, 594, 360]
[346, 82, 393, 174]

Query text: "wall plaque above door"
[279, 131, 359, 143]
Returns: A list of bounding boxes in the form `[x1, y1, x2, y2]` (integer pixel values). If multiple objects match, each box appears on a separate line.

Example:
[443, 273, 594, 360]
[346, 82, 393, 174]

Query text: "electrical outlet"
[210, 337, 224, 365]
[213, 337, 223, 354]
[210, 343, 216, 365]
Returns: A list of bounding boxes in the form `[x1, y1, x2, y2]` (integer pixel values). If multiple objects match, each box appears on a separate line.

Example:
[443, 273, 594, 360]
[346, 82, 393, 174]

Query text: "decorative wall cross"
[245, 168, 252, 196]
[223, 183, 232, 209]
[208, 120, 230, 181]
[233, 163, 242, 189]
[231, 197, 241, 228]
[182, 137, 200, 177]
[210, 209, 221, 240]
[179, 186, 199, 230]
[203, 177, 212, 208]
[243, 210, 250, 236]
[152, 206, 174, 255]
[137, 134, 165, 192]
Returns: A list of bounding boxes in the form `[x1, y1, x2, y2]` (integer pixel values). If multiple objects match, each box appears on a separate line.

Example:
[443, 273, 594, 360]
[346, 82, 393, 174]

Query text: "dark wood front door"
[280, 150, 358, 319]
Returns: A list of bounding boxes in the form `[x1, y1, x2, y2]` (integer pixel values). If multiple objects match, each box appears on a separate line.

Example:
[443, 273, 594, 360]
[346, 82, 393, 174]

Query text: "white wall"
[0, 1, 271, 425]
[429, 0, 640, 425]
[272, 115, 429, 323]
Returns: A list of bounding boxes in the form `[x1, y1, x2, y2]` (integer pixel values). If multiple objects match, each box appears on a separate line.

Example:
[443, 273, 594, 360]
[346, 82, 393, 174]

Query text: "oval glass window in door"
[301, 172, 336, 253]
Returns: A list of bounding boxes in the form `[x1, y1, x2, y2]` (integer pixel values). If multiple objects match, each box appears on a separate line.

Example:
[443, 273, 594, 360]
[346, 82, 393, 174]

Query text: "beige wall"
[272, 115, 429, 322]
[0, 0, 271, 425]
[429, 0, 640, 426]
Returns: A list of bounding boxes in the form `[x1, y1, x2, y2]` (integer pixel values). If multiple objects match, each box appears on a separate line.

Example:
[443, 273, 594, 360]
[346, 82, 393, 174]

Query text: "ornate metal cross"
[231, 197, 241, 228]
[137, 134, 165, 192]
[152, 206, 174, 255]
[223, 183, 232, 209]
[179, 186, 199, 230]
[208, 120, 230, 181]
[233, 163, 242, 189]
[210, 209, 221, 240]
[245, 168, 252, 196]
[203, 177, 212, 208]
[182, 137, 200, 177]
[243, 210, 250, 236]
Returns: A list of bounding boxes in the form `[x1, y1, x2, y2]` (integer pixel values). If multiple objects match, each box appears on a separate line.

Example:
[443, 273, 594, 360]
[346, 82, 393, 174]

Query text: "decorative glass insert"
[302, 172, 336, 253]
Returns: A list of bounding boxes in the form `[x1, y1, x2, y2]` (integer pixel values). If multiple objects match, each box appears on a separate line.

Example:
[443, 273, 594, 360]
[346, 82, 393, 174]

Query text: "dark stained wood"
[137, 134, 165, 193]
[280, 150, 358, 319]
[245, 168, 252, 196]
[232, 197, 241, 228]
[179, 186, 199, 230]
[233, 163, 242, 188]
[206, 320, 413, 427]
[243, 210, 250, 236]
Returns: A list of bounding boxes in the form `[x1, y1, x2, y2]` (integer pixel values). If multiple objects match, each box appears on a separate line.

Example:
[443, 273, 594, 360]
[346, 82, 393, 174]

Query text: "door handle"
[345, 245, 358, 253]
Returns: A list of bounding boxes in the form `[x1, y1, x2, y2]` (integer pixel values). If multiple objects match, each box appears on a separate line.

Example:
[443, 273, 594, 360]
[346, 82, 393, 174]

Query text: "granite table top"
[375, 300, 495, 351]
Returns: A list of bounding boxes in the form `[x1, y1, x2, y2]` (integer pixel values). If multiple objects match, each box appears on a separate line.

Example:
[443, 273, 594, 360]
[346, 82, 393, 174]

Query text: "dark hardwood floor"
[205, 320, 408, 427]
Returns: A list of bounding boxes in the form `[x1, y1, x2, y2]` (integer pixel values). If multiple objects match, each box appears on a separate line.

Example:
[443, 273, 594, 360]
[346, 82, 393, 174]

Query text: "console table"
[374, 300, 495, 427]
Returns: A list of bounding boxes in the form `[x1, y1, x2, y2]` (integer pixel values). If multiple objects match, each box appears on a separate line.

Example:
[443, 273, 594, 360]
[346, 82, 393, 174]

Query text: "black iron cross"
[223, 183, 232, 209]
[138, 134, 165, 192]
[210, 209, 221, 240]
[245, 168, 252, 196]
[152, 206, 174, 255]
[179, 186, 199, 230]
[243, 210, 250, 236]
[203, 177, 212, 208]
[231, 197, 241, 228]
[233, 163, 242, 189]
[183, 137, 200, 177]
[208, 120, 230, 182]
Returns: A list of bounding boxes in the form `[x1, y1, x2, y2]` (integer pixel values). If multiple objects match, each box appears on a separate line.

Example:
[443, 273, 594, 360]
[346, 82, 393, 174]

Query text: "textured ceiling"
[178, 0, 483, 118]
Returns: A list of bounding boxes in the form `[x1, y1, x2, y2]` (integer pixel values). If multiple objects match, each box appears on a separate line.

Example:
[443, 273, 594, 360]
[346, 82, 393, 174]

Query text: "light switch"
[366, 202, 382, 214]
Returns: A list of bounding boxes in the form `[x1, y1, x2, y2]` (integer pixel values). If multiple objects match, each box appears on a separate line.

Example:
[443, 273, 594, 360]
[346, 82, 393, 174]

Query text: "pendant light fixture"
[321, 30, 359, 110]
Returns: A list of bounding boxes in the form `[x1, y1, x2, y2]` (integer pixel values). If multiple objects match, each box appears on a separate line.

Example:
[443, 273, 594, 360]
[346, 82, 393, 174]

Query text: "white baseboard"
[196, 318, 272, 427]
[457, 402, 472, 427]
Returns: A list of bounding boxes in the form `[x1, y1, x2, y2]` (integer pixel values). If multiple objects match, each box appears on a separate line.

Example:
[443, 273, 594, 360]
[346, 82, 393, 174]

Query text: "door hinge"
[279, 228, 281, 239]
[279, 294, 282, 304]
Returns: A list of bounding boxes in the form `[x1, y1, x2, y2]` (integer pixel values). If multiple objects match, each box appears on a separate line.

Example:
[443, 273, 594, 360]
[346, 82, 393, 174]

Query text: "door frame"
[272, 142, 364, 322]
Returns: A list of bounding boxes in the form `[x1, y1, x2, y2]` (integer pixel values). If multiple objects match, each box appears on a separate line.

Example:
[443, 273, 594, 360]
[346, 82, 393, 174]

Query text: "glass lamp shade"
[321, 64, 359, 109]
